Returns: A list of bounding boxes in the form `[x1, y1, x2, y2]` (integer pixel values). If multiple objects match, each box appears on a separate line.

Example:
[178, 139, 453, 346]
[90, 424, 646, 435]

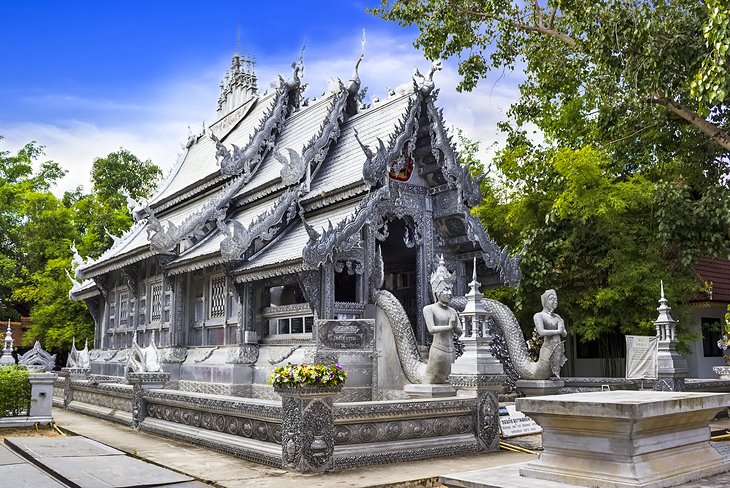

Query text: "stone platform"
[442, 391, 730, 488]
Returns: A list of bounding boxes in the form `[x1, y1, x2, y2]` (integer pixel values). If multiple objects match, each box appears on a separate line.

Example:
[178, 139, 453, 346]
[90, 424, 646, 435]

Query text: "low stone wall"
[558, 377, 643, 393]
[53, 377, 498, 472]
[58, 378, 134, 426]
[140, 389, 283, 467]
[332, 396, 487, 470]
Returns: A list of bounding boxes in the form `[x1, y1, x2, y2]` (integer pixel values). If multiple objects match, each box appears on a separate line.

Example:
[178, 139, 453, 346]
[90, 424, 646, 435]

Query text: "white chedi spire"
[217, 50, 258, 118]
[655, 280, 678, 341]
[463, 257, 487, 316]
[1, 320, 15, 365]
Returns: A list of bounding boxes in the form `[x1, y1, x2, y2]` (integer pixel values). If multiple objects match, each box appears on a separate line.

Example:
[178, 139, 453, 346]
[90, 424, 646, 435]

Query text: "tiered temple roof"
[71, 50, 521, 300]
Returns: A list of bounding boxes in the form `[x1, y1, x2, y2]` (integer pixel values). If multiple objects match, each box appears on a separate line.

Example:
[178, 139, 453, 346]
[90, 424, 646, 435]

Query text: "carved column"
[277, 386, 339, 472]
[170, 275, 186, 347]
[321, 263, 335, 319]
[418, 196, 435, 345]
[121, 267, 140, 343]
[84, 296, 102, 349]
[127, 372, 170, 430]
[235, 282, 256, 344]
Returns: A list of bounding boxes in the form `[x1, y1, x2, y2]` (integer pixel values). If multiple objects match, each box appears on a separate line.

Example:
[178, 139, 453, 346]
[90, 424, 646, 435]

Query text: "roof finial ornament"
[413, 59, 442, 96]
[291, 45, 305, 86]
[235, 21, 241, 55]
[347, 29, 366, 95]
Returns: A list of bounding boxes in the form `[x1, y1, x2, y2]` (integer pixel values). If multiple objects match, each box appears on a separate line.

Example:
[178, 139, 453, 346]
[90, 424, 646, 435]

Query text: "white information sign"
[625, 335, 659, 380]
[499, 404, 543, 438]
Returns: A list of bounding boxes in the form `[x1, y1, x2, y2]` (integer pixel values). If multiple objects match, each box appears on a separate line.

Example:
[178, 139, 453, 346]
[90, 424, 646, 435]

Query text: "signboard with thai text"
[625, 335, 659, 380]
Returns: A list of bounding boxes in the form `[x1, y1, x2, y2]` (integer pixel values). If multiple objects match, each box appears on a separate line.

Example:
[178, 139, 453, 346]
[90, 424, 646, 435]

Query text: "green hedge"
[0, 365, 31, 417]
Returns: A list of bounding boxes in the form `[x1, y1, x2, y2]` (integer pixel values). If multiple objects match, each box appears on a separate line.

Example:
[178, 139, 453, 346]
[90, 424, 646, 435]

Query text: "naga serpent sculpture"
[375, 283, 565, 383]
[482, 298, 565, 380]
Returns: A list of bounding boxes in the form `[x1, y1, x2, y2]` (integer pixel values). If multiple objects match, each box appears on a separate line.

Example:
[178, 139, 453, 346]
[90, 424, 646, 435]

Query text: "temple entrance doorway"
[379, 218, 419, 332]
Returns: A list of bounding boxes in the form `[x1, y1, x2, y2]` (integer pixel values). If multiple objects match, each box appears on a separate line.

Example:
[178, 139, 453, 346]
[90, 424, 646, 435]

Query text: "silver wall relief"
[357, 93, 421, 188]
[302, 184, 390, 268]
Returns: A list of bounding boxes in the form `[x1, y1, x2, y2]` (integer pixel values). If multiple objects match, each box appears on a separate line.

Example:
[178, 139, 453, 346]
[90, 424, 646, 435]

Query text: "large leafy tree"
[374, 1, 730, 352]
[371, 1, 730, 256]
[372, 0, 730, 153]
[0, 138, 66, 320]
[12, 147, 161, 352]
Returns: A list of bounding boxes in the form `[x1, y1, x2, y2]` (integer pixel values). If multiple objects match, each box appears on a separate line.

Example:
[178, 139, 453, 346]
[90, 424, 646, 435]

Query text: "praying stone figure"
[533, 289, 567, 378]
[422, 256, 463, 384]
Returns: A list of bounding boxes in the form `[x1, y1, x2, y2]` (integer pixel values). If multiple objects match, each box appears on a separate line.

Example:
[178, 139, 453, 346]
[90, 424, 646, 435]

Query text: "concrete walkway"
[52, 408, 535, 488]
[1, 435, 208, 488]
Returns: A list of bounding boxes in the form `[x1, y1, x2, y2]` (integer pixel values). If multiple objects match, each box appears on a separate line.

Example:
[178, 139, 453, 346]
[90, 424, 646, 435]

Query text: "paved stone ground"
[51, 407, 730, 488]
[0, 435, 209, 487]
[52, 408, 535, 488]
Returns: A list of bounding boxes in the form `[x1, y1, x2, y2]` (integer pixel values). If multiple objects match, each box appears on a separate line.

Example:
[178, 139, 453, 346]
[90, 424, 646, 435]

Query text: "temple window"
[119, 292, 128, 325]
[209, 275, 227, 319]
[138, 281, 147, 327]
[334, 261, 359, 303]
[149, 280, 163, 323]
[263, 283, 312, 337]
[162, 280, 172, 324]
[191, 275, 205, 324]
[108, 290, 116, 330]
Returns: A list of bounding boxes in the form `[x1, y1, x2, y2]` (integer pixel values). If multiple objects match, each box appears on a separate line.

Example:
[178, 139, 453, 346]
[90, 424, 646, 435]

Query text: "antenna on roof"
[236, 21, 241, 55]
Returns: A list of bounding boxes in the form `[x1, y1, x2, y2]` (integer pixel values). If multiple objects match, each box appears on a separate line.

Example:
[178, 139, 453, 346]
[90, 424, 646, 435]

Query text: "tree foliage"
[374, 1, 730, 349]
[372, 0, 730, 152]
[0, 140, 161, 353]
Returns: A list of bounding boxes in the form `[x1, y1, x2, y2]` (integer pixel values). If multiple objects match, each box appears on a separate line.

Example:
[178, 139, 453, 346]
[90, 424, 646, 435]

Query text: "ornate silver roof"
[70, 51, 522, 300]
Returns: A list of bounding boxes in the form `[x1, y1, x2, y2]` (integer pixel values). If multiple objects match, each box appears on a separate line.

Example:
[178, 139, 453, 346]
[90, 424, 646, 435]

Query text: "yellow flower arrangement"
[269, 363, 347, 387]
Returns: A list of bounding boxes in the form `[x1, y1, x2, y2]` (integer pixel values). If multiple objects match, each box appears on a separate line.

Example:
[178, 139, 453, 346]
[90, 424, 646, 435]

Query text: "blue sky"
[1, 1, 524, 195]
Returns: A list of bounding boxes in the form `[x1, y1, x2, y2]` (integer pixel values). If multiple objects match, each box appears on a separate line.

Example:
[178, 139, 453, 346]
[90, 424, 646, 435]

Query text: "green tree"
[371, 1, 730, 153]
[0, 138, 66, 320]
[372, 0, 730, 263]
[373, 1, 730, 353]
[15, 147, 161, 352]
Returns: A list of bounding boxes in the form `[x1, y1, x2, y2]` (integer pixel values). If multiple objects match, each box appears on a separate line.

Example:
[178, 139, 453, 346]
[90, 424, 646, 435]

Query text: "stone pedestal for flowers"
[276, 384, 341, 473]
[271, 363, 346, 473]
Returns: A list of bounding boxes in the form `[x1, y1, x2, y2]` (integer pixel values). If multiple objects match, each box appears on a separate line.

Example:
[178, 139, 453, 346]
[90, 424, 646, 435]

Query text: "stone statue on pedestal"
[422, 256, 462, 384]
[483, 289, 567, 381]
[533, 289, 567, 378]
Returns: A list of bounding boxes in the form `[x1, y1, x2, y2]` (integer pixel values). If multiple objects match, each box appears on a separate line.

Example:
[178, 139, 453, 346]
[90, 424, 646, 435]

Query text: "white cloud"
[1, 31, 525, 197]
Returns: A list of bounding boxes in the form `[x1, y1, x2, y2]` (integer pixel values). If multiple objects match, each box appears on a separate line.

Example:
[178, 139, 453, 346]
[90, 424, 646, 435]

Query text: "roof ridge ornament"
[347, 29, 366, 95]
[424, 97, 483, 207]
[302, 184, 391, 268]
[357, 92, 421, 188]
[413, 59, 442, 96]
[19, 341, 56, 372]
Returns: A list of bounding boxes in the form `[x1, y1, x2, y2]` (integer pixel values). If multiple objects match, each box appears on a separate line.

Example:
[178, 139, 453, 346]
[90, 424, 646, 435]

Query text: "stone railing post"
[276, 386, 339, 473]
[127, 372, 170, 430]
[27, 372, 58, 423]
[60, 367, 90, 408]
